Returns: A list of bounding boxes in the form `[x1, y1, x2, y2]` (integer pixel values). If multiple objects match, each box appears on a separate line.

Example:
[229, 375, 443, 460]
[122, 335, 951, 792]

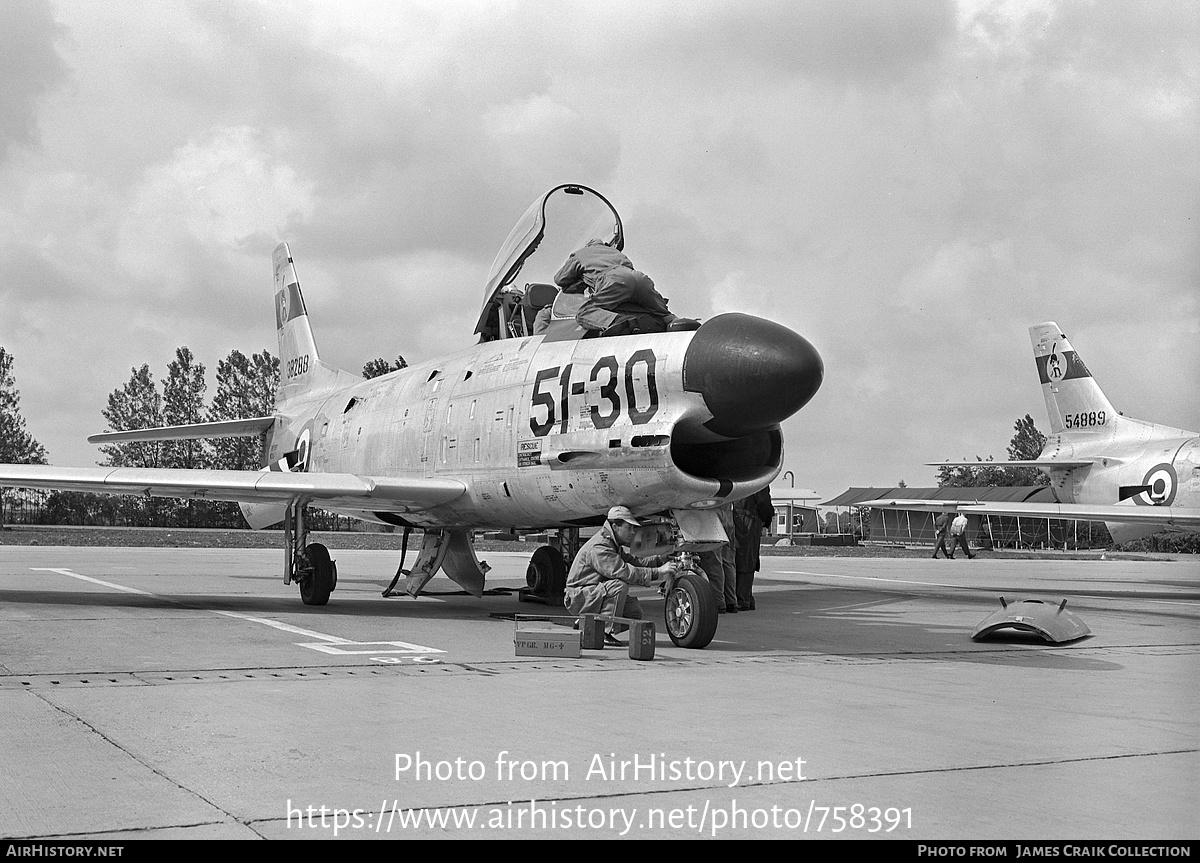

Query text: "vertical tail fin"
[272, 242, 357, 405]
[1028, 322, 1116, 434]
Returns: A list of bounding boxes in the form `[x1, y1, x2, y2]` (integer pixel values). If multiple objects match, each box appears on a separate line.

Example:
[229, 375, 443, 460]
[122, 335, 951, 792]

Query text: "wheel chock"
[972, 597, 1092, 644]
[627, 620, 655, 660]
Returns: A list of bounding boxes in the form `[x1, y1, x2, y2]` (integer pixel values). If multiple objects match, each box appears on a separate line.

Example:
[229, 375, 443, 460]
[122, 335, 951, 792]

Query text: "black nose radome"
[682, 313, 823, 438]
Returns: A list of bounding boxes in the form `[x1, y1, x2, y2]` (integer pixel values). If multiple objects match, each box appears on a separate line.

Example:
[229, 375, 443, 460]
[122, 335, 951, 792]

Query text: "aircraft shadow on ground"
[0, 583, 1142, 671]
[705, 587, 1125, 672]
[0, 586, 550, 624]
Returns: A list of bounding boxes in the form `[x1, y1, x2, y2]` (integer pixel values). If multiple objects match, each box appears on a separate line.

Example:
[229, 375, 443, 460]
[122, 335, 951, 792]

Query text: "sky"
[1, 0, 1197, 501]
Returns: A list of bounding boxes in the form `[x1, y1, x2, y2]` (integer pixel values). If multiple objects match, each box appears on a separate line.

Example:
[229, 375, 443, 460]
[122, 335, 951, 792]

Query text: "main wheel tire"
[299, 543, 335, 606]
[663, 571, 718, 648]
[526, 545, 566, 597]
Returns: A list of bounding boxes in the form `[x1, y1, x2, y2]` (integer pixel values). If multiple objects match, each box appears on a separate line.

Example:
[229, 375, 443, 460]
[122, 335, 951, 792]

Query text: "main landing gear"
[284, 502, 337, 606]
[519, 528, 577, 606]
[524, 545, 567, 603]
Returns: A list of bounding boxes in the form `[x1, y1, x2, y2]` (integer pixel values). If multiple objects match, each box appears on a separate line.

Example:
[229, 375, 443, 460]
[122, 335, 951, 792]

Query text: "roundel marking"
[294, 426, 312, 473]
[1133, 463, 1176, 507]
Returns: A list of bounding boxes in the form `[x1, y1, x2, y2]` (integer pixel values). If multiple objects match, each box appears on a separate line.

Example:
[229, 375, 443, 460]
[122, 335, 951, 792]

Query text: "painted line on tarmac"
[772, 569, 962, 589]
[32, 567, 444, 656]
[209, 610, 355, 643]
[32, 567, 169, 598]
[209, 610, 443, 655]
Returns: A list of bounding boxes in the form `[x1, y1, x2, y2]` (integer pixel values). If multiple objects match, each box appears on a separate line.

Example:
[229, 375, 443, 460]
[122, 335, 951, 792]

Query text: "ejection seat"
[524, 282, 589, 342]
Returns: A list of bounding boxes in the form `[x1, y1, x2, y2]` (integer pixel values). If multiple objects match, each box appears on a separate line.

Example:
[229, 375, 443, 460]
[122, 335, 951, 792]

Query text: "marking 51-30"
[530, 350, 659, 436]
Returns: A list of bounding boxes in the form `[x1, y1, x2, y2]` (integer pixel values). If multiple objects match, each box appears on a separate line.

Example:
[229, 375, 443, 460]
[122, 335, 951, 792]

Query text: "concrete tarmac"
[1, 545, 1197, 840]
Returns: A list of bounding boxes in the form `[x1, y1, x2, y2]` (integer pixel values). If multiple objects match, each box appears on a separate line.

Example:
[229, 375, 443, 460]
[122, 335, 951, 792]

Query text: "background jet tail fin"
[1028, 322, 1117, 435]
[272, 243, 359, 405]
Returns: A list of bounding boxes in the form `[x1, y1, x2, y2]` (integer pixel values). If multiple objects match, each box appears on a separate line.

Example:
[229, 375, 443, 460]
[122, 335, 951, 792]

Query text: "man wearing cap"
[565, 505, 679, 646]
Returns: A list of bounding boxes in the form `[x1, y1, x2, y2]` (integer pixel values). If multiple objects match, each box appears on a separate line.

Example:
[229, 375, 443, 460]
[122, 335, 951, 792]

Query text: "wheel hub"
[666, 587, 694, 637]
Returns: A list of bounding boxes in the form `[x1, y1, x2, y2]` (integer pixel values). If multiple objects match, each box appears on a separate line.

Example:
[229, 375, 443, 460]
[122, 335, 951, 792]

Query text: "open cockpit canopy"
[474, 184, 623, 340]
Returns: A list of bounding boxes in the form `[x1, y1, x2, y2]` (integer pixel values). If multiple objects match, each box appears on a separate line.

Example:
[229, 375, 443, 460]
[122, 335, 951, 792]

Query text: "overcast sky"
[2, 0, 1196, 500]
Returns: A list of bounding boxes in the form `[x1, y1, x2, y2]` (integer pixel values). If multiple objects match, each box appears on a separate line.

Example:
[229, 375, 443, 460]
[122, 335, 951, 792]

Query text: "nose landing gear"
[661, 554, 718, 648]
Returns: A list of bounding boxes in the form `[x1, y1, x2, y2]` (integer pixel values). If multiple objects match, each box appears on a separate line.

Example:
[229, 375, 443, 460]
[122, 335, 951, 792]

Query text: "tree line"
[3, 349, 1193, 550]
[2, 346, 282, 527]
[1, 347, 409, 529]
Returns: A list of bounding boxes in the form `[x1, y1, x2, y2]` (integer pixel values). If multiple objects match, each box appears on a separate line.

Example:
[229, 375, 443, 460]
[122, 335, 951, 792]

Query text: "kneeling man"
[565, 506, 678, 645]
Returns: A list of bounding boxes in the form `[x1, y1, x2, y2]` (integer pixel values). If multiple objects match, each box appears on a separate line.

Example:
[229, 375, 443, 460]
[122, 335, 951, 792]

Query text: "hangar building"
[820, 486, 1110, 550]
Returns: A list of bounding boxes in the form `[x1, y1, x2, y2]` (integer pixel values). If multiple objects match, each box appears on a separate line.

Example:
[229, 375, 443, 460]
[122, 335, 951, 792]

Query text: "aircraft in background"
[0, 184, 824, 648]
[863, 321, 1199, 543]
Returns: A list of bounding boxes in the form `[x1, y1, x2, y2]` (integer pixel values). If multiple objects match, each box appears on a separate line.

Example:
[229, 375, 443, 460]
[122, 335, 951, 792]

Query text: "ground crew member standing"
[698, 503, 737, 613]
[734, 487, 775, 610]
[932, 511, 954, 559]
[949, 512, 976, 559]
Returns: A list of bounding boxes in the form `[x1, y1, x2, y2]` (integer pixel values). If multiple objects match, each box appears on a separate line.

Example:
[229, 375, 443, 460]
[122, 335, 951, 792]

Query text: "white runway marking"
[297, 641, 444, 655]
[32, 567, 444, 655]
[773, 569, 963, 589]
[210, 610, 353, 642]
[32, 567, 167, 598]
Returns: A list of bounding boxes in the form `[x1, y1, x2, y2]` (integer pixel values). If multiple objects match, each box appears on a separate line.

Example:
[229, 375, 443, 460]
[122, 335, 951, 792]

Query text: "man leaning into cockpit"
[554, 239, 698, 337]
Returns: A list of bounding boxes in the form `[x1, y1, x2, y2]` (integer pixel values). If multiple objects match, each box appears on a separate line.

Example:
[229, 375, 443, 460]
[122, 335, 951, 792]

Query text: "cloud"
[0, 0, 69, 161]
[1, 0, 1195, 497]
[116, 126, 315, 284]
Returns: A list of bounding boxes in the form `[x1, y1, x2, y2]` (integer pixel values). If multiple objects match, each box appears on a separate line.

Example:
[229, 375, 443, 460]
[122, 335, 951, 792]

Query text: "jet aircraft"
[0, 184, 824, 648]
[863, 322, 1199, 544]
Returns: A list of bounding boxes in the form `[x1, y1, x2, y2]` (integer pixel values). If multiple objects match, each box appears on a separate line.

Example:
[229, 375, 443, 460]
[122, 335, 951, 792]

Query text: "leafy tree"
[162, 347, 210, 526]
[0, 348, 48, 465]
[162, 347, 208, 470]
[936, 457, 1010, 488]
[937, 415, 1050, 488]
[98, 364, 165, 525]
[0, 348, 49, 529]
[208, 350, 272, 471]
[363, 356, 408, 379]
[99, 364, 163, 468]
[250, 350, 280, 417]
[1005, 413, 1049, 486]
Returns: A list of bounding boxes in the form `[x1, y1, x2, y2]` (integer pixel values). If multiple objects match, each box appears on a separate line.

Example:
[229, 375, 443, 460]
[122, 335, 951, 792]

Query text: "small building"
[767, 487, 823, 538]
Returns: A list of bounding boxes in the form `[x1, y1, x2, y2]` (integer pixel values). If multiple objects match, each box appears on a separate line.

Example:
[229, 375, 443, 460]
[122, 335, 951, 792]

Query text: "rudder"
[1028, 322, 1116, 435]
[273, 242, 355, 405]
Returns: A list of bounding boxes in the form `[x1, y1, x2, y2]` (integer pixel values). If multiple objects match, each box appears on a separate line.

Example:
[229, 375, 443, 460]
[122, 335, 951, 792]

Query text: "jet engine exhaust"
[681, 313, 823, 439]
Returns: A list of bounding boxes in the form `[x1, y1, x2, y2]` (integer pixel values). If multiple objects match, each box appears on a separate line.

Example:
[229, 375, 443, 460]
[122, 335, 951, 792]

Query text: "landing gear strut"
[284, 501, 337, 606]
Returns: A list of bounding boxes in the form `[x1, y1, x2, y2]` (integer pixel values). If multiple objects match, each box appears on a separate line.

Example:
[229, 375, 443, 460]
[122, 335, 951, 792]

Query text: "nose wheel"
[663, 571, 718, 648]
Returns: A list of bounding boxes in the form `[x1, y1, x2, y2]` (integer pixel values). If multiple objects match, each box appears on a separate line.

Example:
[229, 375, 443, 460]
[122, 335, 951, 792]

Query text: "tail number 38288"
[286, 355, 310, 379]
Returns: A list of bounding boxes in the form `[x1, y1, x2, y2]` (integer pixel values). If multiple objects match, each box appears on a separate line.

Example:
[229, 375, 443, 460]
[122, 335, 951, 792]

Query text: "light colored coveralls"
[564, 522, 663, 629]
[554, 240, 675, 334]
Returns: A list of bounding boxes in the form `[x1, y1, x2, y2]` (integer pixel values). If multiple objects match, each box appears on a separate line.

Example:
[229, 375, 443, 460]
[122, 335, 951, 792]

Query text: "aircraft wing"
[0, 465, 465, 513]
[87, 417, 276, 443]
[859, 498, 1200, 530]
